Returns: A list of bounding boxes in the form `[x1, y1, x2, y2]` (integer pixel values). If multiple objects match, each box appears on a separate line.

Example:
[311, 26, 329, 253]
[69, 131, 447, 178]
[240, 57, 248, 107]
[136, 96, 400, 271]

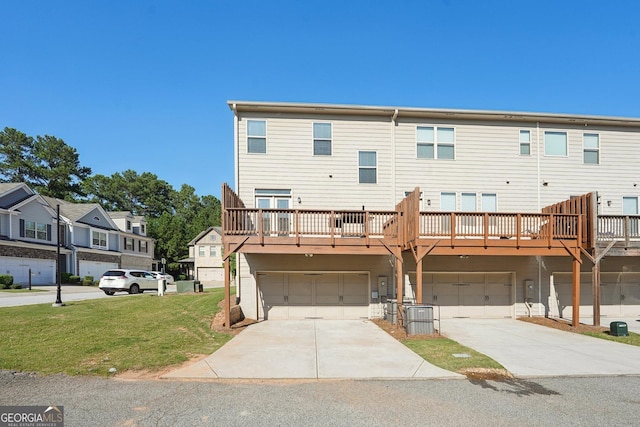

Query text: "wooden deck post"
[572, 257, 581, 327]
[396, 256, 403, 326]
[416, 257, 423, 304]
[224, 248, 231, 328]
[592, 261, 600, 326]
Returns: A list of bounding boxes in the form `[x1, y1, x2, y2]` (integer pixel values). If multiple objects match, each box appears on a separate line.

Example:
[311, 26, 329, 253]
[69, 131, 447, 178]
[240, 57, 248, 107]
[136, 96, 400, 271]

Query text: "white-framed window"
[313, 123, 332, 156]
[124, 237, 133, 251]
[481, 193, 497, 211]
[417, 126, 455, 159]
[519, 130, 531, 155]
[126, 220, 131, 230]
[544, 131, 567, 156]
[198, 246, 205, 257]
[358, 151, 377, 184]
[247, 120, 267, 154]
[210, 246, 216, 256]
[92, 230, 107, 249]
[210, 234, 216, 241]
[139, 240, 148, 253]
[25, 221, 48, 240]
[141, 224, 145, 234]
[583, 133, 599, 164]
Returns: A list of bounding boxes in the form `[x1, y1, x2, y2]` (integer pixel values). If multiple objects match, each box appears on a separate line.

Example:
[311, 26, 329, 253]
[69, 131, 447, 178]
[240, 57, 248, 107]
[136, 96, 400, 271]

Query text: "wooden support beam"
[572, 257, 581, 327]
[224, 251, 231, 328]
[223, 236, 250, 261]
[396, 256, 403, 327]
[416, 258, 423, 304]
[593, 261, 600, 327]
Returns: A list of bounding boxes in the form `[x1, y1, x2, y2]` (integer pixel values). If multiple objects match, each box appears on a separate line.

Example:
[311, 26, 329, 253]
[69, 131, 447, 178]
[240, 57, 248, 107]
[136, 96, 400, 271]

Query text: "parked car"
[150, 271, 175, 284]
[99, 269, 159, 295]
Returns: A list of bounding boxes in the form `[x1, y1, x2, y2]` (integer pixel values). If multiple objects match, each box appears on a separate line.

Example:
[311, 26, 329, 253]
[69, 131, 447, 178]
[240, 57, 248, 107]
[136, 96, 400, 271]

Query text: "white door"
[256, 196, 291, 235]
[258, 272, 288, 319]
[623, 197, 639, 236]
[0, 257, 55, 285]
[79, 261, 119, 280]
[553, 273, 593, 319]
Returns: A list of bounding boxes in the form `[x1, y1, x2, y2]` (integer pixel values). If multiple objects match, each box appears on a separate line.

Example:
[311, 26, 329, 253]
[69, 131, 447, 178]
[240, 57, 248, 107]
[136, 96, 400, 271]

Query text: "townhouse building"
[221, 101, 640, 327]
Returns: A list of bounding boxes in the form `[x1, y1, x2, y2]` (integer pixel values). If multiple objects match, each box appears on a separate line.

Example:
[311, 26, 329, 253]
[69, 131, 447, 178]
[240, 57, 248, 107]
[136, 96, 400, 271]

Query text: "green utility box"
[176, 280, 196, 293]
[610, 321, 629, 337]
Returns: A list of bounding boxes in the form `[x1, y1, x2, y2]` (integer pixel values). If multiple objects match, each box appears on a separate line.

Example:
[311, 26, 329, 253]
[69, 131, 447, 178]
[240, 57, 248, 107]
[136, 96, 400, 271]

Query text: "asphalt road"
[1, 371, 639, 427]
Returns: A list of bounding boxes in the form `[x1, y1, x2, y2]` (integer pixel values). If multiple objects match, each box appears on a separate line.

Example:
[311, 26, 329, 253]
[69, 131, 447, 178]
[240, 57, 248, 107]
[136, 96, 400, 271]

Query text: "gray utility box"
[610, 321, 629, 337]
[403, 305, 435, 335]
[386, 300, 398, 324]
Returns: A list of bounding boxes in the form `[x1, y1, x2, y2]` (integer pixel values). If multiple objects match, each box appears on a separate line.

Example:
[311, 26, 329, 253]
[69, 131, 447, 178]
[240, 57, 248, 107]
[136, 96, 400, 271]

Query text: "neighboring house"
[180, 227, 224, 284]
[0, 183, 69, 285]
[221, 101, 640, 326]
[107, 211, 154, 271]
[0, 183, 155, 285]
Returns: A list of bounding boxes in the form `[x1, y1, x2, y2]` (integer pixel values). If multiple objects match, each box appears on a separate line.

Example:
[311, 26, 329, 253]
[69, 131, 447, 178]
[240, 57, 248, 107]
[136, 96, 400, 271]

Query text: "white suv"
[99, 269, 159, 295]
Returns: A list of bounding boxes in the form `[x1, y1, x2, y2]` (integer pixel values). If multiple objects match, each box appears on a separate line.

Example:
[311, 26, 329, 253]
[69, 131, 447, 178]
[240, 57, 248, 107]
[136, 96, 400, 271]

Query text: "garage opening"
[257, 272, 369, 320]
[408, 272, 514, 319]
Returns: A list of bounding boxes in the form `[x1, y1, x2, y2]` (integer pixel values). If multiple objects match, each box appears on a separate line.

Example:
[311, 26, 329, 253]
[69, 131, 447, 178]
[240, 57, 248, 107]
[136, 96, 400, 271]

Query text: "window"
[358, 151, 377, 184]
[623, 196, 639, 235]
[247, 120, 266, 153]
[519, 130, 531, 155]
[141, 224, 145, 234]
[544, 131, 567, 156]
[440, 192, 456, 232]
[92, 230, 107, 249]
[583, 133, 599, 164]
[125, 237, 133, 251]
[210, 234, 216, 241]
[210, 246, 216, 256]
[139, 240, 148, 253]
[24, 221, 48, 240]
[126, 220, 131, 230]
[417, 126, 455, 159]
[481, 193, 497, 211]
[198, 246, 205, 257]
[313, 123, 332, 155]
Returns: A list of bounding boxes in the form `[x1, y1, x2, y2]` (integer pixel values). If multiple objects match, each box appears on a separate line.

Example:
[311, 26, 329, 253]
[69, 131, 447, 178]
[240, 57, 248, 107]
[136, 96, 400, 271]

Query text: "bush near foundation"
[0, 274, 14, 289]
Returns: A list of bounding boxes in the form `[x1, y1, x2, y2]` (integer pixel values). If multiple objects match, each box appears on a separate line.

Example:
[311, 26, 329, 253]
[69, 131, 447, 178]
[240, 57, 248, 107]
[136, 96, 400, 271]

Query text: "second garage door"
[409, 272, 514, 319]
[258, 272, 369, 320]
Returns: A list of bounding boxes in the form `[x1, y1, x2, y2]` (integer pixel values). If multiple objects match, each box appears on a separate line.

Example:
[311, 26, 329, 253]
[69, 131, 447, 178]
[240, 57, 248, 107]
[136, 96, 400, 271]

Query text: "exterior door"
[623, 197, 639, 236]
[256, 195, 291, 235]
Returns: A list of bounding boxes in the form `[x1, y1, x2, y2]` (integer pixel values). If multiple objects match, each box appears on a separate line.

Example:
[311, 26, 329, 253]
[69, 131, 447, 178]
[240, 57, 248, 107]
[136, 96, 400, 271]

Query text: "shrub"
[61, 272, 72, 283]
[82, 276, 94, 286]
[179, 274, 186, 281]
[11, 283, 22, 289]
[0, 274, 14, 289]
[69, 275, 81, 283]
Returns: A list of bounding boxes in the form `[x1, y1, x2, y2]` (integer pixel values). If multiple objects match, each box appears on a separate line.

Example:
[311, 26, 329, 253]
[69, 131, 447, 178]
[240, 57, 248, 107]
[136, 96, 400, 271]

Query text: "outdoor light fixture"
[305, 253, 313, 258]
[459, 255, 469, 259]
[607, 200, 612, 207]
[427, 199, 431, 206]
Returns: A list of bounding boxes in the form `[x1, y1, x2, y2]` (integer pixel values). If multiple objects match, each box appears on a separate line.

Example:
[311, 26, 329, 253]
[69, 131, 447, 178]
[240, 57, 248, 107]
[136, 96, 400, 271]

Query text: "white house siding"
[13, 201, 56, 244]
[237, 253, 393, 320]
[237, 113, 393, 210]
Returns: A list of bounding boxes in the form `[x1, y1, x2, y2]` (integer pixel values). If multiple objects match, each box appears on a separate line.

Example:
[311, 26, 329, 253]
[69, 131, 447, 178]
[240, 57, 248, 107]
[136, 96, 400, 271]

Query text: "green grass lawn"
[403, 337, 505, 374]
[583, 331, 640, 346]
[0, 288, 49, 293]
[0, 288, 233, 376]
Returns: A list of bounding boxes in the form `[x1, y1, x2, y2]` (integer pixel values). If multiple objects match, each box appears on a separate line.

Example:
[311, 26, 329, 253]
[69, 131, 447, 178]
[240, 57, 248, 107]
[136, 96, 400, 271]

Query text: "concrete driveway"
[164, 319, 463, 380]
[440, 318, 640, 377]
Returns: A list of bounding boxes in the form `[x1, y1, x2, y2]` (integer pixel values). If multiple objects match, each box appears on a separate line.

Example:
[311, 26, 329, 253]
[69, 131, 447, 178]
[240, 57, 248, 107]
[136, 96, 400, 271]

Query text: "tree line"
[0, 127, 221, 274]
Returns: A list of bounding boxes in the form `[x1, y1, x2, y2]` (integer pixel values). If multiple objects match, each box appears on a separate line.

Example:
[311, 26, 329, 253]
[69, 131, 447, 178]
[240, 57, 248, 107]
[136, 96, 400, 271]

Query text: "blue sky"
[2, 1, 639, 199]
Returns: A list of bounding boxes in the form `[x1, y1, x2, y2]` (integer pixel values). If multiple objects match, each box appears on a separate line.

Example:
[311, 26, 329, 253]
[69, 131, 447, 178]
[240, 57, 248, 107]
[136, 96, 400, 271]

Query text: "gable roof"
[187, 226, 222, 246]
[42, 196, 120, 231]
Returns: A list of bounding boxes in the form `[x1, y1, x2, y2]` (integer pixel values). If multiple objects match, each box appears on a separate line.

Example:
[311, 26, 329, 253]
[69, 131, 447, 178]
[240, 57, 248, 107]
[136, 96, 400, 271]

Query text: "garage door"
[197, 267, 224, 283]
[555, 272, 640, 317]
[258, 272, 369, 320]
[79, 261, 119, 280]
[0, 257, 55, 285]
[409, 272, 513, 319]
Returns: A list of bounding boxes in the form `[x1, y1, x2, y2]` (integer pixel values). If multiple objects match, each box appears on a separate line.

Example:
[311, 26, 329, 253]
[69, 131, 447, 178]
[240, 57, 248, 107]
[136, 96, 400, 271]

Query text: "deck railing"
[224, 208, 399, 239]
[597, 215, 640, 241]
[419, 212, 580, 240]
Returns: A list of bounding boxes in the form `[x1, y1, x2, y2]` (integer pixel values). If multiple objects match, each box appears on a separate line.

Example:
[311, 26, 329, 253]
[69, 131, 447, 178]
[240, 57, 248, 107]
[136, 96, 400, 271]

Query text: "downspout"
[391, 109, 399, 203]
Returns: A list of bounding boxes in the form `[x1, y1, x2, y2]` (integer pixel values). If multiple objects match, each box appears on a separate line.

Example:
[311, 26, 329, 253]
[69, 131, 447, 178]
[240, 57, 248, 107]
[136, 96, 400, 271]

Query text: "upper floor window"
[358, 151, 377, 184]
[519, 130, 531, 155]
[417, 126, 455, 159]
[22, 220, 49, 241]
[210, 234, 216, 241]
[544, 131, 567, 156]
[313, 123, 332, 156]
[126, 220, 131, 230]
[198, 246, 205, 257]
[210, 246, 217, 256]
[92, 230, 107, 249]
[140, 224, 145, 234]
[583, 133, 599, 164]
[247, 120, 267, 154]
[139, 240, 148, 253]
[124, 237, 133, 251]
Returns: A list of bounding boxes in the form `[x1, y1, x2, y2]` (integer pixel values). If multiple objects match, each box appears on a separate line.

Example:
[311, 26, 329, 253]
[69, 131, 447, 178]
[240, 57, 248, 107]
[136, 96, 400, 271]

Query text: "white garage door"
[79, 261, 119, 280]
[0, 257, 55, 285]
[410, 272, 513, 319]
[555, 272, 640, 317]
[197, 267, 224, 283]
[258, 272, 369, 320]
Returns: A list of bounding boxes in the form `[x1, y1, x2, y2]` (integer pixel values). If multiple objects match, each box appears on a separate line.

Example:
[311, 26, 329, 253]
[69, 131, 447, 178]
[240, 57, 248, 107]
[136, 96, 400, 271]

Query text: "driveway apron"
[440, 318, 640, 377]
[163, 320, 462, 380]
